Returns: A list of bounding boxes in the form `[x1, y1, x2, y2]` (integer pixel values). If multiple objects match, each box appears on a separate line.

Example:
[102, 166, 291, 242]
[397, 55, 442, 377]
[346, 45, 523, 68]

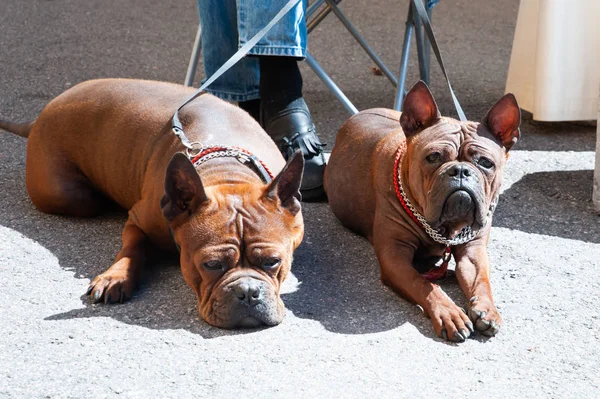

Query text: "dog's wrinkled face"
[161, 152, 304, 328]
[400, 81, 520, 237]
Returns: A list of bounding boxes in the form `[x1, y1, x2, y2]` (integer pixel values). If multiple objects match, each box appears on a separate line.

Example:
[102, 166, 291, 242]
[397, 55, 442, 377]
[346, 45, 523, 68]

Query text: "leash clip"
[172, 127, 194, 150]
[185, 142, 204, 159]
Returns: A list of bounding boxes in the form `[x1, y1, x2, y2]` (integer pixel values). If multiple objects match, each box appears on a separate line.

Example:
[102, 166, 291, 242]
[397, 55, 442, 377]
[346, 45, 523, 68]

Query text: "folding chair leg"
[307, 0, 327, 17]
[307, 0, 331, 32]
[184, 24, 203, 87]
[422, 6, 432, 84]
[394, 0, 435, 110]
[305, 53, 359, 115]
[393, 5, 415, 111]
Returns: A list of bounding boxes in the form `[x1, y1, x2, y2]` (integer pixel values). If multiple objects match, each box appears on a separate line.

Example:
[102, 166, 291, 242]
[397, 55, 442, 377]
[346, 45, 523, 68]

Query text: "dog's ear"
[264, 150, 304, 216]
[400, 81, 441, 137]
[162, 153, 208, 221]
[483, 93, 521, 151]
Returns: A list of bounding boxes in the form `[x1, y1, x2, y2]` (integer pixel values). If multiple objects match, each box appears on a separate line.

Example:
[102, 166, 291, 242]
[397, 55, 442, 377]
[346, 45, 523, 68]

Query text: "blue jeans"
[197, 0, 308, 102]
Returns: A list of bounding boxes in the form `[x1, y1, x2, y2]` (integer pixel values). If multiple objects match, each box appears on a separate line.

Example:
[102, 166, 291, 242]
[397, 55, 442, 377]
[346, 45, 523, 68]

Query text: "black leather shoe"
[263, 107, 326, 201]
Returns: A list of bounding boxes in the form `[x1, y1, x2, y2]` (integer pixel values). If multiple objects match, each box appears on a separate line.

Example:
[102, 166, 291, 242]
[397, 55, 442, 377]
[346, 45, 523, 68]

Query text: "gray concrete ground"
[1, 0, 599, 397]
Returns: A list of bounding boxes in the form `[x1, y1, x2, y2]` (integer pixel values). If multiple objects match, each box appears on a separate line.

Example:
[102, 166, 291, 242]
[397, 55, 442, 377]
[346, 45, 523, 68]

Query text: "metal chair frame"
[184, 0, 436, 115]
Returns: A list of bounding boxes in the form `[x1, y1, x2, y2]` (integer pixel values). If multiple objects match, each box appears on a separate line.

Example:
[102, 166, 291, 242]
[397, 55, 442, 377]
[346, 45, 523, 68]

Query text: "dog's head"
[161, 151, 304, 329]
[400, 81, 521, 237]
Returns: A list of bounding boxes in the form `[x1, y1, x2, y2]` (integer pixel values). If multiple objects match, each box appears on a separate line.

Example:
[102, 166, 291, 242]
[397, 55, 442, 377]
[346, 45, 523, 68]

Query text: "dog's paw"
[86, 268, 135, 304]
[468, 296, 502, 336]
[428, 300, 474, 343]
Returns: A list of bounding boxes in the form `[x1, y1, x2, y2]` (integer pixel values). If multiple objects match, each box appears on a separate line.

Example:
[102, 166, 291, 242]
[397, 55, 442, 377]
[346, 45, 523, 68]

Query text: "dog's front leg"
[374, 235, 473, 342]
[454, 238, 502, 337]
[87, 216, 148, 304]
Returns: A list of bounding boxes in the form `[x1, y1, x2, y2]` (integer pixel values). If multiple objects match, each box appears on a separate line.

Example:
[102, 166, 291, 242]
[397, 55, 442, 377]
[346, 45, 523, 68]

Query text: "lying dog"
[1, 79, 305, 329]
[324, 81, 520, 342]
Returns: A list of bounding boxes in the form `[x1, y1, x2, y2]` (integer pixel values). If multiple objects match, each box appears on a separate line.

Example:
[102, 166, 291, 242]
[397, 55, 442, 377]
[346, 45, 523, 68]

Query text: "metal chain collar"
[189, 145, 274, 184]
[192, 147, 250, 167]
[395, 143, 498, 246]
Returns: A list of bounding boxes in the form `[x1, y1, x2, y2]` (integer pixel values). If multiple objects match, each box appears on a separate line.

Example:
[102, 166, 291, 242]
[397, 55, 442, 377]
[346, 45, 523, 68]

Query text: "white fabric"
[505, 0, 600, 121]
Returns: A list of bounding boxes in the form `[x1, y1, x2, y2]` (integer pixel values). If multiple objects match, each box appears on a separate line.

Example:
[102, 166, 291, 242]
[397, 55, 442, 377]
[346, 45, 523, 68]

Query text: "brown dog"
[1, 79, 305, 329]
[324, 81, 520, 342]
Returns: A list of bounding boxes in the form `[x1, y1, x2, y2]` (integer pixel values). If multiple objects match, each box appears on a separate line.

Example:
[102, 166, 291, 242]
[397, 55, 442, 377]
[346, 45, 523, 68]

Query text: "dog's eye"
[477, 157, 494, 169]
[426, 152, 441, 163]
[203, 260, 223, 271]
[262, 257, 281, 270]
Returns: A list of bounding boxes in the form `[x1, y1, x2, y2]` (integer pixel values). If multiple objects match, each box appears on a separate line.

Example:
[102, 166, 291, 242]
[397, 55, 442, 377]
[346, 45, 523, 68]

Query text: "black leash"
[412, 0, 466, 121]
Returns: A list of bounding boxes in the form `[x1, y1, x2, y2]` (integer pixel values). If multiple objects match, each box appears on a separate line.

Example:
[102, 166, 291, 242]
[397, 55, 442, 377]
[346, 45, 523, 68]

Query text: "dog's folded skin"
[0, 79, 305, 329]
[324, 81, 521, 342]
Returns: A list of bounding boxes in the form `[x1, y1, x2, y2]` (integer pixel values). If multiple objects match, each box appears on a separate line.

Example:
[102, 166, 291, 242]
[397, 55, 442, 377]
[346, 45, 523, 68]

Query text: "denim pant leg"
[238, 0, 307, 58]
[197, 0, 260, 102]
[196, 0, 308, 101]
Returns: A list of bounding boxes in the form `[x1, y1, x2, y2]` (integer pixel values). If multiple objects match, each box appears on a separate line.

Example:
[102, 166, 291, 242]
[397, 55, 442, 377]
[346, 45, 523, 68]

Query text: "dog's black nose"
[448, 164, 472, 179]
[233, 279, 262, 305]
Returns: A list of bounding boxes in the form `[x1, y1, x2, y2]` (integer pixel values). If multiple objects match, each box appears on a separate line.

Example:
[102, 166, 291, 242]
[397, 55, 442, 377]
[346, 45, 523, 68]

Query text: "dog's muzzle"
[442, 189, 476, 220]
[211, 275, 284, 329]
[430, 163, 487, 231]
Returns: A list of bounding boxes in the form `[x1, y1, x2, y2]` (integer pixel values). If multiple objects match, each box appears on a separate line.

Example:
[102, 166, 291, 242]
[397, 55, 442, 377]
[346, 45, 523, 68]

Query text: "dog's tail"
[0, 119, 34, 138]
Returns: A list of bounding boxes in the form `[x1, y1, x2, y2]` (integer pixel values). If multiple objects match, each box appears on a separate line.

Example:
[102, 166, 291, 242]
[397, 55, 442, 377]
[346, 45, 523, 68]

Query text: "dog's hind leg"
[25, 136, 107, 218]
[87, 215, 148, 304]
[26, 169, 107, 217]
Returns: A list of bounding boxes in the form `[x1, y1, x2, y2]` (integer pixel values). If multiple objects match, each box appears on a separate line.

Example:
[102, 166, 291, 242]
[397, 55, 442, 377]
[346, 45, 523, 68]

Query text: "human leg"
[258, 56, 325, 200]
[238, 0, 326, 199]
[196, 0, 260, 102]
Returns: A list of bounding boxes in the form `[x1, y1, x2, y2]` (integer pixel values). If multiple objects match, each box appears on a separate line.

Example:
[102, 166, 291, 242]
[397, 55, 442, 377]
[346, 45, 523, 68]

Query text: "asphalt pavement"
[1, 0, 599, 397]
